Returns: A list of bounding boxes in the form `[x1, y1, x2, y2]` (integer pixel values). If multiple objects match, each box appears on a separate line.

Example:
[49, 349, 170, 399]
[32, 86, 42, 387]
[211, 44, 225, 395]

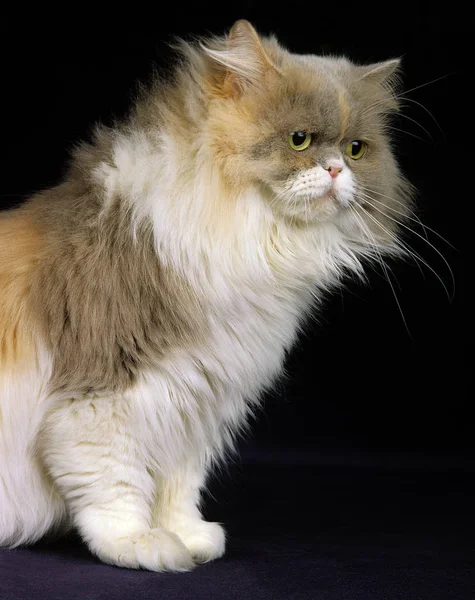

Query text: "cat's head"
[192, 20, 411, 243]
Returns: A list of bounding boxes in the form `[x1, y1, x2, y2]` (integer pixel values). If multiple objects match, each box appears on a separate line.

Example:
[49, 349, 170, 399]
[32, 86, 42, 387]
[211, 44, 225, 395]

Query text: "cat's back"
[0, 206, 46, 370]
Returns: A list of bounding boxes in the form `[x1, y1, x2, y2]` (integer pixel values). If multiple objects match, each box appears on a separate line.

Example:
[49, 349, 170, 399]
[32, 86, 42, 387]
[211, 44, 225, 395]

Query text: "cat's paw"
[173, 520, 226, 564]
[92, 527, 195, 572]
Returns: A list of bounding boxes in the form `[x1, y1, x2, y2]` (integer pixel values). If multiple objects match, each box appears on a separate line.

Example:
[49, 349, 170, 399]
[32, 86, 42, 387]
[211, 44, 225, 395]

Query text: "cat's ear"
[357, 59, 402, 89]
[201, 20, 279, 97]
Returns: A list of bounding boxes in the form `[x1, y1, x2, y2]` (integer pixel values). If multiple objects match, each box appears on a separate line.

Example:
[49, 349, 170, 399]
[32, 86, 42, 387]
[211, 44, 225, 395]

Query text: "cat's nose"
[326, 162, 343, 179]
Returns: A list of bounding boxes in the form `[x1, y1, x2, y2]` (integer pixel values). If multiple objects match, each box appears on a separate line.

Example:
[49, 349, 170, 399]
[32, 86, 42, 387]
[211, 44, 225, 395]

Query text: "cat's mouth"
[279, 166, 355, 211]
[299, 185, 355, 211]
[294, 187, 337, 204]
[270, 178, 352, 222]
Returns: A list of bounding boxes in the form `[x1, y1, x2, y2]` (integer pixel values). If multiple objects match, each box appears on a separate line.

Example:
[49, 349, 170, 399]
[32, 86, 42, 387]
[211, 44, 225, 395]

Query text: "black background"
[0, 4, 467, 464]
[1, 6, 473, 600]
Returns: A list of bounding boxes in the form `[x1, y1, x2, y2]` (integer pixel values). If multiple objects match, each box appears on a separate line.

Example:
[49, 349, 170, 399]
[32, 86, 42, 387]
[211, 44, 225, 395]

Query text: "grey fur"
[28, 182, 206, 395]
[3, 27, 412, 397]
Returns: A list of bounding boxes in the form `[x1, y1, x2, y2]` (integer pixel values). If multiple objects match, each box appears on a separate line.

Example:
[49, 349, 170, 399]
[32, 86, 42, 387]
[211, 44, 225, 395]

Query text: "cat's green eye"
[289, 131, 312, 151]
[345, 140, 367, 160]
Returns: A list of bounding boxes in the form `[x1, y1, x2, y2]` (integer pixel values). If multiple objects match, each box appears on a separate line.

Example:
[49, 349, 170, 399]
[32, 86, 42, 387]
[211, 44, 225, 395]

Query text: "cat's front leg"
[42, 394, 195, 572]
[152, 460, 226, 564]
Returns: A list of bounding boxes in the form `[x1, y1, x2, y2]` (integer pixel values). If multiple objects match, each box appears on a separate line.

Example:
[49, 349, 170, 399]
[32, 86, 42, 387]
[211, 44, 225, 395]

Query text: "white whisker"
[355, 194, 445, 293]
[386, 125, 427, 144]
[359, 185, 456, 249]
[349, 204, 412, 336]
[395, 73, 453, 98]
[359, 202, 456, 297]
[395, 111, 434, 141]
[399, 98, 445, 139]
[355, 192, 454, 301]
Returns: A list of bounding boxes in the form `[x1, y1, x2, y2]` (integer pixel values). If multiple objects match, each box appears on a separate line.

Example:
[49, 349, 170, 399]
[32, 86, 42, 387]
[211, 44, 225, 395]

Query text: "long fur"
[0, 20, 411, 570]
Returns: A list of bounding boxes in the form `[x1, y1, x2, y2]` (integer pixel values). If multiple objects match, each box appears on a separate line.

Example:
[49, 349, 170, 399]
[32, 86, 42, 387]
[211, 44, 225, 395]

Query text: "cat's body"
[0, 21, 411, 570]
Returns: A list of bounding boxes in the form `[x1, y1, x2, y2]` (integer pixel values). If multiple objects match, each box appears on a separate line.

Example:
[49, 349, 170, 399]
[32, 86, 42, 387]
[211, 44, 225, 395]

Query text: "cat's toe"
[177, 521, 226, 563]
[94, 527, 195, 572]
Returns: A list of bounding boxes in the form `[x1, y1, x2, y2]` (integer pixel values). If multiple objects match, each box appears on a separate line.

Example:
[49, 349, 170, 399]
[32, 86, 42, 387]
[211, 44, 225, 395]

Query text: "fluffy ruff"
[0, 20, 410, 570]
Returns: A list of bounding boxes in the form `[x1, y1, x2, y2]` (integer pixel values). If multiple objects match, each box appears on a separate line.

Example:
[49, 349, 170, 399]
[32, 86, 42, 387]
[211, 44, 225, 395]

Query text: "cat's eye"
[345, 140, 367, 160]
[289, 131, 312, 151]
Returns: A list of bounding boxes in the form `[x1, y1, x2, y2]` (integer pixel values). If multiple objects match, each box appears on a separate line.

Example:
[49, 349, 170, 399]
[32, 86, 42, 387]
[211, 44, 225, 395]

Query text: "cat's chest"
[139, 269, 318, 464]
[188, 261, 320, 399]
[151, 223, 340, 404]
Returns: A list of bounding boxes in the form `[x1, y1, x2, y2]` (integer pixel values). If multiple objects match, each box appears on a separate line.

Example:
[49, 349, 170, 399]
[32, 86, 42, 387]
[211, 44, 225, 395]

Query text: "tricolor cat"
[0, 20, 412, 571]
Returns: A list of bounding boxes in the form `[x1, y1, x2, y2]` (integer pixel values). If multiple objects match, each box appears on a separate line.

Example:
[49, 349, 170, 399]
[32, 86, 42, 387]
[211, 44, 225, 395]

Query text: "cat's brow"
[338, 90, 350, 142]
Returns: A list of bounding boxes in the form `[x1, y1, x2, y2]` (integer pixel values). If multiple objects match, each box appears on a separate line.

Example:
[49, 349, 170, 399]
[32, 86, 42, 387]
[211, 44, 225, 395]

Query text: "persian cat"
[0, 20, 412, 571]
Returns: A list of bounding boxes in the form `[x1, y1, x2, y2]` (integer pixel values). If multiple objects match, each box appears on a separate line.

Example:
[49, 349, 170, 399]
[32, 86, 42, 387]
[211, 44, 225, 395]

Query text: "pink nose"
[326, 163, 343, 179]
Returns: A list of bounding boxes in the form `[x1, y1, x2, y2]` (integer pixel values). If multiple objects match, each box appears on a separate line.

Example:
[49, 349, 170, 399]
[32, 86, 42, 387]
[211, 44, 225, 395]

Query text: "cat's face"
[202, 20, 410, 240]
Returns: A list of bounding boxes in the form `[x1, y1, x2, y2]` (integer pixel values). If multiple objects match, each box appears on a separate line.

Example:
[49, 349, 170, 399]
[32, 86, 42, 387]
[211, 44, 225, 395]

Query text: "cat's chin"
[272, 191, 343, 224]
[284, 201, 341, 224]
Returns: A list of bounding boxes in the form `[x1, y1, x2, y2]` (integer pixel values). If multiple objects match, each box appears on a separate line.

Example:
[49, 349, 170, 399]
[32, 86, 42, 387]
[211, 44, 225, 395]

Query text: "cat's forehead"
[284, 54, 354, 102]
[264, 53, 375, 136]
[255, 55, 353, 137]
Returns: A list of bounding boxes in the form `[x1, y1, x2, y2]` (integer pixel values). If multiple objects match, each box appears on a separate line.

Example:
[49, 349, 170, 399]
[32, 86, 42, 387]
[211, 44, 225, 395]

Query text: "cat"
[0, 20, 412, 571]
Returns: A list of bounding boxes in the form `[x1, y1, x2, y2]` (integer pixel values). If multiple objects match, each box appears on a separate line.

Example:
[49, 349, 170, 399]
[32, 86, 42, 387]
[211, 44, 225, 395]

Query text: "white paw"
[92, 527, 195, 572]
[173, 520, 226, 564]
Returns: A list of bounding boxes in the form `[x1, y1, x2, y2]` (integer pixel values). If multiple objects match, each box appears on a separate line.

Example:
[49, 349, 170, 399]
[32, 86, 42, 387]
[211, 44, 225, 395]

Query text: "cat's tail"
[0, 208, 67, 547]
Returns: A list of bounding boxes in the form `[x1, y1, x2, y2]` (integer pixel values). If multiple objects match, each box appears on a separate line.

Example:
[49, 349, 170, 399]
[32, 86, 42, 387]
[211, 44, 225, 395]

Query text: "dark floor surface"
[1, 452, 474, 600]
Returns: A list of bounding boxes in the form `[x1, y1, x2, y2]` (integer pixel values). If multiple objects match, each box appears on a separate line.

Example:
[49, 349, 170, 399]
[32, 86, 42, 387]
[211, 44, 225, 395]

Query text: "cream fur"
[1, 134, 373, 567]
[0, 348, 66, 547]
[0, 20, 410, 571]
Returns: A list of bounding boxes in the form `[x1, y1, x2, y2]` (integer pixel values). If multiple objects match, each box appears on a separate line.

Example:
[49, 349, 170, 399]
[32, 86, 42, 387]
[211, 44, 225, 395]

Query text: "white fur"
[0, 123, 388, 570]
[0, 346, 66, 547]
[276, 161, 356, 214]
